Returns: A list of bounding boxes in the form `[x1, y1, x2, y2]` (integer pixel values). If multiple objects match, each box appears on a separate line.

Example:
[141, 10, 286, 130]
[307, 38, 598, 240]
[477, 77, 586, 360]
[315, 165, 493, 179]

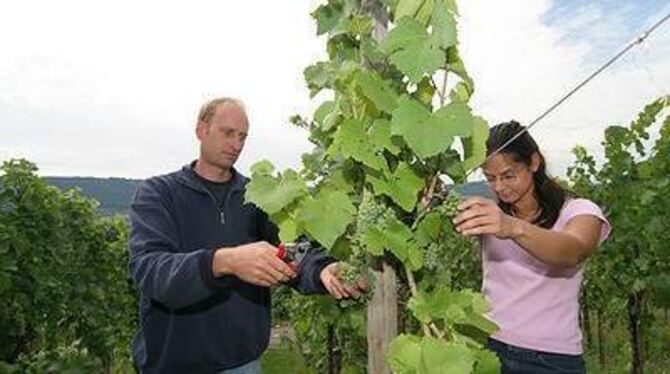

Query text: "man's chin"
[207, 160, 235, 171]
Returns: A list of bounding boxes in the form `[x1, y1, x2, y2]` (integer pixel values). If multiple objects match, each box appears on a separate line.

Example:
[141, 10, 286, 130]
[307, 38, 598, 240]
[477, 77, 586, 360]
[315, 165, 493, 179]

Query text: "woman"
[453, 121, 610, 373]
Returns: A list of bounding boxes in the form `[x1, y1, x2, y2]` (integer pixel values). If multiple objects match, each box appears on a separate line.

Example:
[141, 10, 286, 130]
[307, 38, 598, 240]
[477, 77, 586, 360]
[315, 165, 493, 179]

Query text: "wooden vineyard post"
[362, 2, 397, 373]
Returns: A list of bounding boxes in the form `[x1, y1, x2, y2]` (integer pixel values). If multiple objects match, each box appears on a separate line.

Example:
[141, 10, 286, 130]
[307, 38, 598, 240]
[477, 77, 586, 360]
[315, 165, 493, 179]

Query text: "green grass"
[262, 344, 313, 374]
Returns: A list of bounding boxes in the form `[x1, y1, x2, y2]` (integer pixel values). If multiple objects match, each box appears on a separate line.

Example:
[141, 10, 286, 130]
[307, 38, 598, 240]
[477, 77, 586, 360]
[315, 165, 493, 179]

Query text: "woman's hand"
[452, 197, 518, 239]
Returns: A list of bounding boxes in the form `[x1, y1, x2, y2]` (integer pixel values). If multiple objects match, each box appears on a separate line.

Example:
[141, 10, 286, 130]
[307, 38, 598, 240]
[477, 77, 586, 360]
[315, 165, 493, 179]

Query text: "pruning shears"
[275, 239, 313, 270]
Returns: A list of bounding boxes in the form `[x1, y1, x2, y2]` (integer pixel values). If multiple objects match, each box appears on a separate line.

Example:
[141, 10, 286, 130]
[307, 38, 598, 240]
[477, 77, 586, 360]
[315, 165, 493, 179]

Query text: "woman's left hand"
[452, 197, 518, 239]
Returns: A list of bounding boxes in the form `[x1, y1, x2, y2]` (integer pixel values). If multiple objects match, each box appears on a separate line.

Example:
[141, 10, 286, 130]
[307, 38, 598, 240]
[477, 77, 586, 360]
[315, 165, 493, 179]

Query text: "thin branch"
[413, 174, 442, 230]
[439, 70, 448, 106]
[404, 266, 432, 337]
[429, 323, 444, 340]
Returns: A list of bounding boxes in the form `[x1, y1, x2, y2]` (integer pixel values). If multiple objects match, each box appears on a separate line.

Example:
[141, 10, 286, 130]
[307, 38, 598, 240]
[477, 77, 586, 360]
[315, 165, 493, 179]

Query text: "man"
[128, 97, 361, 373]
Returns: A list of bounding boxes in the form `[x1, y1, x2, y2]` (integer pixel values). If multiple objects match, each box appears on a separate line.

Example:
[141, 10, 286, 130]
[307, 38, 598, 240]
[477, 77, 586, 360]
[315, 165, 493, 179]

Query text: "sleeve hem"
[199, 248, 235, 289]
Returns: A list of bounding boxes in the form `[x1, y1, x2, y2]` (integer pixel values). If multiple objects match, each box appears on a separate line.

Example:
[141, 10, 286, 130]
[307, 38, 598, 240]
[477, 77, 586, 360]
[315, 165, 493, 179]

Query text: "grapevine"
[244, 0, 500, 372]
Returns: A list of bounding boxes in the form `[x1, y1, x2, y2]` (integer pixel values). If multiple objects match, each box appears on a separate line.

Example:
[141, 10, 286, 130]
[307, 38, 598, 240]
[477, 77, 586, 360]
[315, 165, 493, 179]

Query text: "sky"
[1, 0, 669, 179]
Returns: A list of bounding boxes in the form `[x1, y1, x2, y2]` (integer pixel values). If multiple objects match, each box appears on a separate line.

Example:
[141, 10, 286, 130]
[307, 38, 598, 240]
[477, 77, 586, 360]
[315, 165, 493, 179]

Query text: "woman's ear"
[530, 152, 541, 172]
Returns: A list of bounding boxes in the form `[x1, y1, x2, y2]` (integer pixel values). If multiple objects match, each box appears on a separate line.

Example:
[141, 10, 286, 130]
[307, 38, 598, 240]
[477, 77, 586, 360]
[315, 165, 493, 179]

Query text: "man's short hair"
[197, 97, 246, 124]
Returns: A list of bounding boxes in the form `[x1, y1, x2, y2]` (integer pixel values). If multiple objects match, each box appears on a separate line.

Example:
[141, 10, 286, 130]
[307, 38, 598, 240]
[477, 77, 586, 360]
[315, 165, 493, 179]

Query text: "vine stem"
[404, 266, 432, 338]
[406, 174, 449, 340]
[412, 174, 441, 230]
[432, 68, 449, 107]
[430, 323, 445, 340]
[439, 69, 448, 106]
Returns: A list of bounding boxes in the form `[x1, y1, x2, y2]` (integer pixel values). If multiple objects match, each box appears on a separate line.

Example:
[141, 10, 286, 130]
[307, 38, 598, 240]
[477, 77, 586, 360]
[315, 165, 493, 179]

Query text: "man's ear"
[196, 121, 208, 141]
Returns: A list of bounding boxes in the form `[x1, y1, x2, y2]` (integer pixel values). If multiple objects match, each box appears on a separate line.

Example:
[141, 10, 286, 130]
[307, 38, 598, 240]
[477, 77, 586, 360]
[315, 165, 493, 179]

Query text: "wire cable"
[466, 10, 670, 178]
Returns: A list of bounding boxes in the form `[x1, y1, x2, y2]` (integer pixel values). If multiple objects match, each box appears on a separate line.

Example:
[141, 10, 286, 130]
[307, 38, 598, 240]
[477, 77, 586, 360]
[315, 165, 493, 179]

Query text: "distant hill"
[45, 177, 141, 216]
[43, 177, 492, 216]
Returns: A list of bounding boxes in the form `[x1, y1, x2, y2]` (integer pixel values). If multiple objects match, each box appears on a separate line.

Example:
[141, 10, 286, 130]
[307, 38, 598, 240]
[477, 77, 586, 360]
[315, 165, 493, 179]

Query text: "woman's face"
[482, 153, 537, 205]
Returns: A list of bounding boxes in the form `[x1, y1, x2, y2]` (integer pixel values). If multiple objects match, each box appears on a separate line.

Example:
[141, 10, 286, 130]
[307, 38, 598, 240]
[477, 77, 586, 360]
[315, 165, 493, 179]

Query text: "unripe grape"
[443, 192, 461, 218]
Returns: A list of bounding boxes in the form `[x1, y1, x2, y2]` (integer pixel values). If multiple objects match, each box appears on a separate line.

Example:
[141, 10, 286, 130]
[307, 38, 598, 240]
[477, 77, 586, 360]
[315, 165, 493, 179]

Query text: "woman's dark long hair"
[486, 121, 570, 228]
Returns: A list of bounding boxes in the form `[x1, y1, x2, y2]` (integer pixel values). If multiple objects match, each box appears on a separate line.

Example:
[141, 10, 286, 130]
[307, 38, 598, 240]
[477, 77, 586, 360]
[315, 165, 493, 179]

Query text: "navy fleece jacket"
[128, 163, 334, 373]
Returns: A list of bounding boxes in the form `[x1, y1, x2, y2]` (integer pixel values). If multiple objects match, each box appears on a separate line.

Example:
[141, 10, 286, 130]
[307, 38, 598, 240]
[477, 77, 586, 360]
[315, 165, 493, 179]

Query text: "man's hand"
[213, 241, 297, 287]
[320, 262, 367, 299]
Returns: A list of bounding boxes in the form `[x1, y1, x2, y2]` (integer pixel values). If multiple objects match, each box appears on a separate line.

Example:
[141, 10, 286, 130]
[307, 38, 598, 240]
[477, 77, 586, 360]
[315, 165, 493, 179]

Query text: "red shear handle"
[276, 243, 287, 260]
[276, 243, 297, 272]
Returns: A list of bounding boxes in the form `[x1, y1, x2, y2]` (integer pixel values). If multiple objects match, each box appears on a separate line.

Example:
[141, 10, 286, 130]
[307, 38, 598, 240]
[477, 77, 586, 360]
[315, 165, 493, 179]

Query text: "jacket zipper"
[184, 168, 239, 227]
[202, 187, 237, 226]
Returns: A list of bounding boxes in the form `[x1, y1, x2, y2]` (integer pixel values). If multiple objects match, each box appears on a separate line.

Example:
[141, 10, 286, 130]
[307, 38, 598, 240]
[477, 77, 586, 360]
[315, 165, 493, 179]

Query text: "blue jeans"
[488, 339, 585, 373]
[218, 359, 262, 374]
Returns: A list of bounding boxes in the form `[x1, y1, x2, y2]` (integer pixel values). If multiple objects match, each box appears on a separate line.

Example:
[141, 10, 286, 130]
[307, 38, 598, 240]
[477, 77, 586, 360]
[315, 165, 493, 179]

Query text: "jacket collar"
[176, 160, 248, 194]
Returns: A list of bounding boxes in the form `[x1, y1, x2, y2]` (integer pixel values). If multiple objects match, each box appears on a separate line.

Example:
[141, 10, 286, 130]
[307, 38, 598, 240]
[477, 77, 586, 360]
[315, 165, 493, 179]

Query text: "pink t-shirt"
[482, 198, 611, 355]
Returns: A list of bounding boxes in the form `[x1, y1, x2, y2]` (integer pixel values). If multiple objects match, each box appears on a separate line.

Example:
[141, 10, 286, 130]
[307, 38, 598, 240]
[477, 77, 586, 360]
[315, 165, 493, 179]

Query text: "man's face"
[197, 103, 249, 171]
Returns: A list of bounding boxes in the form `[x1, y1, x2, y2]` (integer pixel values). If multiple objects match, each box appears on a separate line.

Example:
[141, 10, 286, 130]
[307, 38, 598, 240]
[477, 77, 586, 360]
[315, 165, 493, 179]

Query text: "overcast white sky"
[1, 0, 668, 179]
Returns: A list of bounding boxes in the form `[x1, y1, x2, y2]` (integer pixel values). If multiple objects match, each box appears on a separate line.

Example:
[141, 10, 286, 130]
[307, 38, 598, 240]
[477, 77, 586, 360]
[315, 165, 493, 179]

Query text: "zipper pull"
[219, 211, 225, 226]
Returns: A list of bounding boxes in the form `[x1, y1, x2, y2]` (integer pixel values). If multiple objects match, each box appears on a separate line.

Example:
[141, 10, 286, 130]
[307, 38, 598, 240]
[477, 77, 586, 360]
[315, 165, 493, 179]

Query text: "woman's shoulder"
[559, 197, 611, 242]
[559, 197, 607, 224]
[562, 197, 602, 210]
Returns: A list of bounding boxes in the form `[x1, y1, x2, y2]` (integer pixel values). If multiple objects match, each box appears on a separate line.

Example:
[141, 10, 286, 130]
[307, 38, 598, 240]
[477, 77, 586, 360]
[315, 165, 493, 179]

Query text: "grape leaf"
[298, 190, 356, 248]
[415, 0, 435, 26]
[381, 213, 414, 262]
[430, 0, 457, 49]
[414, 212, 445, 246]
[245, 167, 308, 215]
[347, 14, 373, 36]
[395, 0, 435, 26]
[314, 100, 337, 127]
[432, 101, 474, 137]
[387, 334, 422, 374]
[381, 18, 444, 83]
[406, 243, 423, 271]
[250, 160, 275, 176]
[312, 4, 339, 35]
[408, 288, 451, 323]
[420, 338, 475, 374]
[354, 70, 399, 113]
[474, 349, 501, 374]
[462, 116, 489, 172]
[391, 97, 474, 159]
[304, 62, 337, 97]
[449, 81, 471, 103]
[329, 119, 387, 170]
[369, 119, 402, 155]
[361, 226, 386, 256]
[273, 210, 300, 243]
[368, 162, 423, 211]
[412, 77, 435, 106]
[395, 0, 424, 21]
[447, 47, 475, 94]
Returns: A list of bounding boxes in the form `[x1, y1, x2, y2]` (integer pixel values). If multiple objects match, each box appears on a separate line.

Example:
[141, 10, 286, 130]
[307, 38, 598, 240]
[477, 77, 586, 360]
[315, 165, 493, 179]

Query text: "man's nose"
[231, 138, 244, 153]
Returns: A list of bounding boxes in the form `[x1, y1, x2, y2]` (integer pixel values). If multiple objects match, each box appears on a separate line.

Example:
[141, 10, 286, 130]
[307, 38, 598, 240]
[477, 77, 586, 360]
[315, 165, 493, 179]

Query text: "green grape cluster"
[337, 261, 372, 307]
[422, 243, 442, 271]
[443, 192, 461, 219]
[338, 261, 360, 286]
[356, 189, 388, 233]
